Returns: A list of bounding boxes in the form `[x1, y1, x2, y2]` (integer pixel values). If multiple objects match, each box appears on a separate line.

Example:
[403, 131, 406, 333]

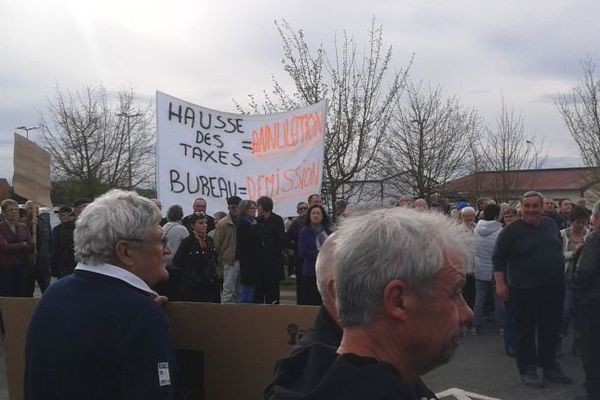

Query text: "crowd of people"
[2, 189, 599, 399]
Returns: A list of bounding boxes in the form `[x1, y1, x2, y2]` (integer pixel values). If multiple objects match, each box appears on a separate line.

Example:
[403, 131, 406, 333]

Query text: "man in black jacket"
[256, 196, 285, 304]
[573, 200, 600, 400]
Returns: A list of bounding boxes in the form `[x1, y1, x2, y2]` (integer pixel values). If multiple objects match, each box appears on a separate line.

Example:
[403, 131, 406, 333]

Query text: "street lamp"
[116, 112, 142, 189]
[526, 140, 539, 170]
[15, 125, 39, 139]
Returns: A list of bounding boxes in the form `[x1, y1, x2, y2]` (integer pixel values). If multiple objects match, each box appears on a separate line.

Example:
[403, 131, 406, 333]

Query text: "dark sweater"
[266, 306, 436, 400]
[25, 270, 175, 400]
[493, 217, 564, 289]
[266, 349, 434, 400]
[573, 230, 600, 304]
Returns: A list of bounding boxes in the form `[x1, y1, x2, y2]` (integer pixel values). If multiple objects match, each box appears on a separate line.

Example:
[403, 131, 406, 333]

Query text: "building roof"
[442, 167, 599, 194]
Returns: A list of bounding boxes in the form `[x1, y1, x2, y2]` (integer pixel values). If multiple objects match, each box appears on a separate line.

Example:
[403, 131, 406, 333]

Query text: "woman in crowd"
[559, 205, 589, 355]
[236, 200, 263, 303]
[298, 205, 332, 305]
[472, 204, 505, 335]
[173, 213, 219, 302]
[0, 199, 34, 297]
[158, 204, 190, 300]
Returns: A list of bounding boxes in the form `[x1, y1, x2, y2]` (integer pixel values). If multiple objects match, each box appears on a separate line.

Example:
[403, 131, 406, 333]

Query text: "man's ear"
[382, 279, 409, 322]
[114, 240, 134, 269]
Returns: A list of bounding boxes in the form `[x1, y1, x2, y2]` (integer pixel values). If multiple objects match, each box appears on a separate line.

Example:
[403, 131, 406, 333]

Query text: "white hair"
[460, 206, 476, 216]
[593, 200, 600, 217]
[334, 208, 473, 327]
[74, 189, 161, 265]
[315, 233, 338, 307]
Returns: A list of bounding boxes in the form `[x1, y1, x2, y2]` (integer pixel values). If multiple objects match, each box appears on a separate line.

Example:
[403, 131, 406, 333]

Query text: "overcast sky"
[1, 0, 597, 183]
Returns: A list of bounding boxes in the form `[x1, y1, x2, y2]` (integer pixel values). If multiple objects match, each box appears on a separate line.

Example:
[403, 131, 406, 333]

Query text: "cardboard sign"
[0, 298, 318, 400]
[156, 91, 327, 216]
[12, 133, 52, 207]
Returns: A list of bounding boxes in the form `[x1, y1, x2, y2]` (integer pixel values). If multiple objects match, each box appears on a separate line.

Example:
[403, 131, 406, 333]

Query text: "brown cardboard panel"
[165, 302, 318, 399]
[0, 297, 38, 400]
[1, 298, 318, 400]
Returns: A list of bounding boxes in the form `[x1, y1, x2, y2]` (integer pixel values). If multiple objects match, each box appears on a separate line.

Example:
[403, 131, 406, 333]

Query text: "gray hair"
[74, 189, 161, 265]
[522, 191, 544, 205]
[593, 200, 600, 217]
[460, 206, 476, 216]
[334, 208, 473, 327]
[315, 233, 338, 308]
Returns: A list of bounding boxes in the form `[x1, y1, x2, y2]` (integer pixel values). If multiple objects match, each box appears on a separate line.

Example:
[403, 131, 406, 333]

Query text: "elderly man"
[268, 208, 471, 399]
[214, 195, 242, 303]
[573, 200, 600, 400]
[494, 191, 571, 388]
[25, 190, 174, 399]
[182, 197, 215, 233]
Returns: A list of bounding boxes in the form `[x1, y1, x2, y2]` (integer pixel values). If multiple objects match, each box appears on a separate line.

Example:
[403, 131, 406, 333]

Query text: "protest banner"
[156, 91, 327, 216]
[12, 133, 52, 207]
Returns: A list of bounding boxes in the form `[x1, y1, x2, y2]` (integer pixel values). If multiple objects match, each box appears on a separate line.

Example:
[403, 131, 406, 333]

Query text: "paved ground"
[1, 283, 587, 400]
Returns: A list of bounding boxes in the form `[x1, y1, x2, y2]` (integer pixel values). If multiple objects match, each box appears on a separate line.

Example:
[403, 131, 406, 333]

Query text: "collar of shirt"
[75, 262, 158, 296]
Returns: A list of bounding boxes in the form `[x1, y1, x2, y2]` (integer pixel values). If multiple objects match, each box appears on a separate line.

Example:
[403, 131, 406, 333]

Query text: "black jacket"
[257, 212, 285, 280]
[172, 235, 219, 302]
[573, 230, 600, 304]
[265, 306, 436, 400]
[237, 216, 266, 285]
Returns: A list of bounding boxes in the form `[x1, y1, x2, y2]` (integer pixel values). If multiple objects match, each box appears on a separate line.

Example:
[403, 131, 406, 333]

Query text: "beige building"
[441, 167, 600, 204]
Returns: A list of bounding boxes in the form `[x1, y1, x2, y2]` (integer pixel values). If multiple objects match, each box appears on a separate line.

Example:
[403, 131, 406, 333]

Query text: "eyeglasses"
[125, 238, 168, 249]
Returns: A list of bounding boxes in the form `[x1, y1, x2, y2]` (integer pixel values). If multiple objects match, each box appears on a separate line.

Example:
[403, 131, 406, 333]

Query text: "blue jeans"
[560, 283, 574, 336]
[241, 285, 256, 303]
[473, 279, 505, 329]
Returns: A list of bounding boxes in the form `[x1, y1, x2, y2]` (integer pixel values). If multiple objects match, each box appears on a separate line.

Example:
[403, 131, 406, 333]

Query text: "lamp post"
[116, 112, 142, 189]
[15, 125, 39, 139]
[526, 140, 539, 170]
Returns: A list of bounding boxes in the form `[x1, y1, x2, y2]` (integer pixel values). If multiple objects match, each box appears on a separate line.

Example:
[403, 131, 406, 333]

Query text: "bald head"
[315, 233, 339, 316]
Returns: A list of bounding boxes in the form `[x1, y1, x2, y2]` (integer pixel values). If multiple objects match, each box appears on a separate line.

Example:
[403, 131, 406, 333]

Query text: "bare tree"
[479, 99, 544, 202]
[235, 18, 410, 212]
[378, 81, 481, 200]
[556, 57, 600, 169]
[40, 85, 154, 200]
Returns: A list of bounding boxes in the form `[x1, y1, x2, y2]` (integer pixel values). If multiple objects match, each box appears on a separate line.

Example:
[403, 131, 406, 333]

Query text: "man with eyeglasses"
[213, 196, 242, 303]
[182, 197, 215, 233]
[25, 190, 175, 400]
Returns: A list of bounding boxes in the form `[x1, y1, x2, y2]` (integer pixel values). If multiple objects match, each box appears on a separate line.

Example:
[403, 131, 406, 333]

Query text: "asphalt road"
[1, 284, 587, 400]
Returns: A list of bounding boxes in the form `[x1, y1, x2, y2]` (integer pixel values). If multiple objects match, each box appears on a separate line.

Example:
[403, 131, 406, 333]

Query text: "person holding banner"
[0, 199, 35, 297]
[182, 198, 215, 233]
[24, 201, 52, 296]
[237, 199, 264, 303]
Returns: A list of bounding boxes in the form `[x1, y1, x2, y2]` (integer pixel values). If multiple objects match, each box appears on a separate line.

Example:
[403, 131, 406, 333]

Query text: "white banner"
[156, 91, 327, 217]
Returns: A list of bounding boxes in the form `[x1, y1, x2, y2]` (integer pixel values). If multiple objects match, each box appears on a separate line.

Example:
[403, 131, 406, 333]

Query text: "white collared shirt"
[75, 262, 158, 296]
